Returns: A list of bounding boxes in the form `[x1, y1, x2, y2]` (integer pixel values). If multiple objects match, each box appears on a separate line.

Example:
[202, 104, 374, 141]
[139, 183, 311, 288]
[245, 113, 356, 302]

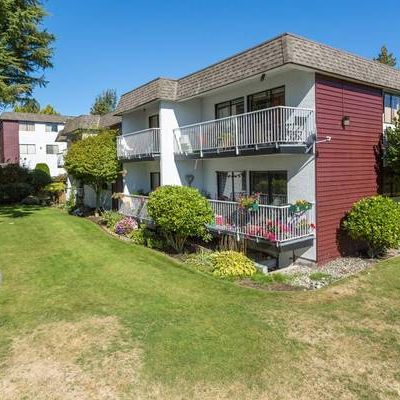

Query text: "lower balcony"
[117, 128, 160, 161]
[174, 106, 316, 159]
[119, 194, 315, 248]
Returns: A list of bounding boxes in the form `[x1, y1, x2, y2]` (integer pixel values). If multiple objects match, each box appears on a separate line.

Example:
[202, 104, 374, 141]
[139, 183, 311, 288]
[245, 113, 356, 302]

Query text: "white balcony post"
[199, 125, 203, 158]
[234, 117, 239, 155]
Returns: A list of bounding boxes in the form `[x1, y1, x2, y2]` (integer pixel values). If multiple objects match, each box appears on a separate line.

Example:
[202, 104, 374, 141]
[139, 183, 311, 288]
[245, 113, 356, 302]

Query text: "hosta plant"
[211, 251, 256, 278]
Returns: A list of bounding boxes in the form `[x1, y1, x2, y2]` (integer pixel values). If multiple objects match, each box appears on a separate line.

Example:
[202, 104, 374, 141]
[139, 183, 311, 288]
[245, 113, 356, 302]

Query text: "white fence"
[174, 106, 315, 156]
[117, 128, 160, 160]
[119, 195, 314, 244]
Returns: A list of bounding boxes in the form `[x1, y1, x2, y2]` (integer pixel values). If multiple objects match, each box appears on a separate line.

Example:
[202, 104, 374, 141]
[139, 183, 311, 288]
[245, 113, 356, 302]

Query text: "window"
[384, 93, 400, 123]
[19, 144, 36, 154]
[149, 114, 159, 128]
[248, 86, 285, 112]
[150, 172, 160, 191]
[216, 171, 246, 201]
[215, 97, 244, 119]
[19, 122, 35, 132]
[45, 123, 58, 132]
[46, 145, 59, 154]
[250, 171, 288, 205]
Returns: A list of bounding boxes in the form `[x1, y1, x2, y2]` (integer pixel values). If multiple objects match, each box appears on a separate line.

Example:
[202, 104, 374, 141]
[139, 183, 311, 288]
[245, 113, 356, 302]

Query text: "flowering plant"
[289, 199, 312, 213]
[238, 193, 259, 210]
[114, 217, 138, 236]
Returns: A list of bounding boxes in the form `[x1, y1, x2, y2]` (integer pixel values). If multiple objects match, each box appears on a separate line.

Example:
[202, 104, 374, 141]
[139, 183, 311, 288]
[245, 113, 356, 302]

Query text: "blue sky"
[32, 0, 398, 116]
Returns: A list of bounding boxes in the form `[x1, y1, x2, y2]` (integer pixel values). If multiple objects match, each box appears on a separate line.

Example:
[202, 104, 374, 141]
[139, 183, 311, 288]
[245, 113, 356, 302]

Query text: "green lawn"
[0, 206, 399, 399]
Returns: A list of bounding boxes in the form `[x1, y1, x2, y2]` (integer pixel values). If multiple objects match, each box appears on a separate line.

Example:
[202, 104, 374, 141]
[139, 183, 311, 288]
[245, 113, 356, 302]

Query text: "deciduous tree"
[64, 130, 119, 215]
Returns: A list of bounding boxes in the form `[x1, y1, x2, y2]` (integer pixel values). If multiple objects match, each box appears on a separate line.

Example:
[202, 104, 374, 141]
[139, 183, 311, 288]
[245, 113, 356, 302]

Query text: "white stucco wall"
[18, 122, 67, 176]
[121, 102, 160, 134]
[123, 160, 160, 194]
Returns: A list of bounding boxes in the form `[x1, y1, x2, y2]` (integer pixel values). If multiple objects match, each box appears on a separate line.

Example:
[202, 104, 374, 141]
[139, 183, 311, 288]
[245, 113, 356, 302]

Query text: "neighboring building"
[114, 33, 400, 266]
[0, 112, 72, 176]
[56, 112, 122, 209]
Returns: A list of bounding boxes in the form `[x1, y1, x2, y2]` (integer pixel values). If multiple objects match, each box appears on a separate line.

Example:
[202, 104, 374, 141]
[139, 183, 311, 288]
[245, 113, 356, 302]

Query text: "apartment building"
[114, 33, 400, 266]
[0, 112, 71, 176]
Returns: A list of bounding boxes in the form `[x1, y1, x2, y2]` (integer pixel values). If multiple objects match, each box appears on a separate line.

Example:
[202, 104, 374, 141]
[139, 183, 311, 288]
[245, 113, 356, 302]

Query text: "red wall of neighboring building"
[0, 121, 19, 164]
[315, 74, 383, 263]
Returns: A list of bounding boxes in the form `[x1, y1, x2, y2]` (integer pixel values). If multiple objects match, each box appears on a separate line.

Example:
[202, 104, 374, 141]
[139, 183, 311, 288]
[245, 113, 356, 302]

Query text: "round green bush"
[35, 163, 50, 176]
[147, 185, 213, 253]
[343, 195, 400, 256]
[211, 251, 256, 278]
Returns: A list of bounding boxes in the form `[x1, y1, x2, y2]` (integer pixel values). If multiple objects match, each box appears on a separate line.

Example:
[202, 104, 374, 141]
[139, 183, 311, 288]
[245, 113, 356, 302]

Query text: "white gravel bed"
[276, 257, 379, 290]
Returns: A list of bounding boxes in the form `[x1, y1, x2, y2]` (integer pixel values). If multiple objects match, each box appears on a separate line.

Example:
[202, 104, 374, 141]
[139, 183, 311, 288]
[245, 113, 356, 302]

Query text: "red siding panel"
[315, 75, 383, 263]
[0, 121, 19, 164]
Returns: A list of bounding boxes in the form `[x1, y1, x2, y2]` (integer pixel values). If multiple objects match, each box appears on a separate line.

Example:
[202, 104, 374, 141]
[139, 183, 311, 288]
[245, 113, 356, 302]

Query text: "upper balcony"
[174, 106, 316, 159]
[117, 128, 160, 161]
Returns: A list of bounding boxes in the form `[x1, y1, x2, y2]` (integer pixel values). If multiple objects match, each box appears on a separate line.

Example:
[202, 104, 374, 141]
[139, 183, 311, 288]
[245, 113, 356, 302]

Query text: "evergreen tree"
[90, 89, 117, 115]
[0, 0, 55, 107]
[374, 46, 396, 67]
[41, 104, 60, 115]
[13, 99, 40, 113]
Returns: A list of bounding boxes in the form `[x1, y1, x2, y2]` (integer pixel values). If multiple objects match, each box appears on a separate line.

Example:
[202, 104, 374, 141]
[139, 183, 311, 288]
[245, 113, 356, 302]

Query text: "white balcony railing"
[119, 194, 151, 222]
[174, 106, 315, 156]
[117, 128, 160, 160]
[119, 195, 314, 244]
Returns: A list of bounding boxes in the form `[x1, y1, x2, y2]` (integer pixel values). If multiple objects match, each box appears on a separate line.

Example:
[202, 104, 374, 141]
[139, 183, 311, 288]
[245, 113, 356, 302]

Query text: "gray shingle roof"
[116, 33, 400, 115]
[116, 78, 177, 115]
[56, 112, 121, 142]
[0, 112, 72, 124]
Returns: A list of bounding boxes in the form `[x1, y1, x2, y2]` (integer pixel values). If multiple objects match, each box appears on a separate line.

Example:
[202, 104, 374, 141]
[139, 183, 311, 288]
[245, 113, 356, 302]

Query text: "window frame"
[384, 92, 400, 123]
[249, 170, 288, 205]
[19, 144, 36, 155]
[150, 172, 161, 191]
[148, 114, 160, 129]
[45, 123, 58, 133]
[215, 97, 244, 119]
[216, 170, 246, 201]
[19, 122, 35, 132]
[46, 144, 59, 155]
[247, 85, 285, 112]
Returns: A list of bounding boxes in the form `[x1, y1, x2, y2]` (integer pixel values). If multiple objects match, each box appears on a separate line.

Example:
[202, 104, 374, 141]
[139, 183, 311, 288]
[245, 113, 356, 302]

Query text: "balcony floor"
[174, 143, 312, 160]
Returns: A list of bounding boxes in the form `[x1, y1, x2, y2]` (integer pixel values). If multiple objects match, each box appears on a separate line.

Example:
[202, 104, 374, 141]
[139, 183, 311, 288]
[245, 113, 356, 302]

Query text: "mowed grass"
[0, 206, 399, 399]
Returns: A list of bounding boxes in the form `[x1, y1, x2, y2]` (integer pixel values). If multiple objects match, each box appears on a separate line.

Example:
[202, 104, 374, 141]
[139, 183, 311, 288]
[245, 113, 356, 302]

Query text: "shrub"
[35, 163, 50, 176]
[102, 210, 123, 230]
[114, 217, 138, 236]
[343, 195, 400, 256]
[185, 250, 215, 273]
[29, 169, 52, 191]
[0, 182, 33, 204]
[211, 251, 256, 278]
[129, 226, 165, 249]
[147, 185, 213, 253]
[0, 164, 30, 184]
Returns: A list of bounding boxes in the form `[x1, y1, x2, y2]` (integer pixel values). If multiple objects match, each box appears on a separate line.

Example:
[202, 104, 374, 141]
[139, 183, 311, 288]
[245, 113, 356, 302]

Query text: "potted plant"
[238, 194, 259, 211]
[289, 199, 312, 214]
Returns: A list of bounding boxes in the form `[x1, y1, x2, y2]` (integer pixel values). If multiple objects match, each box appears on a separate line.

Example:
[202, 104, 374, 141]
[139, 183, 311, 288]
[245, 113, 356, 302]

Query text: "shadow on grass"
[0, 205, 44, 219]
